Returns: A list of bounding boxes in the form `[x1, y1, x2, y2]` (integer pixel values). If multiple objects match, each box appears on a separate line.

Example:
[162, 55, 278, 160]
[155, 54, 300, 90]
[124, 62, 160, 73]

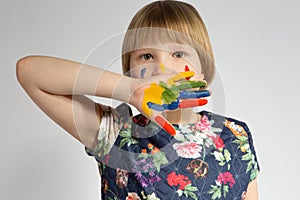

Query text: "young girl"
[16, 1, 259, 199]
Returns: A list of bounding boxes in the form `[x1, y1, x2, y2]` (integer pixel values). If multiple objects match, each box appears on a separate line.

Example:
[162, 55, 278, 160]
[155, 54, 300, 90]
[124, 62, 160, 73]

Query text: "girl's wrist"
[111, 75, 137, 103]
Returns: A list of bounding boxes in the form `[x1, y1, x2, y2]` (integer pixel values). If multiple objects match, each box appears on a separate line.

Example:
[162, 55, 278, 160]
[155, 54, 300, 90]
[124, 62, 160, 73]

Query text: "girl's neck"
[163, 108, 200, 125]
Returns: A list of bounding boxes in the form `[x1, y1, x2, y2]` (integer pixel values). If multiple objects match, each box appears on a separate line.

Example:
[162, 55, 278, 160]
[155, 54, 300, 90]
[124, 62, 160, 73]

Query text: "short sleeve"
[84, 103, 132, 161]
[223, 116, 260, 182]
[243, 122, 260, 180]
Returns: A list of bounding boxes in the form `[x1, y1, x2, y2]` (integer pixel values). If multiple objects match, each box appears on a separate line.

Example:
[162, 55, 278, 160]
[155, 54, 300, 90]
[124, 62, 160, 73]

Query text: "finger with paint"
[178, 99, 208, 109]
[154, 115, 176, 136]
[167, 71, 195, 85]
[147, 90, 210, 111]
[141, 69, 209, 136]
[179, 90, 210, 99]
[148, 98, 209, 111]
[142, 82, 164, 116]
[141, 82, 177, 136]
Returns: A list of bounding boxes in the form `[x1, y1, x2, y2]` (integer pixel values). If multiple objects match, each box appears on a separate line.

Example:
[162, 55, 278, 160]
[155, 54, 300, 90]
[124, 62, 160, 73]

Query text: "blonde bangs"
[122, 27, 195, 53]
[122, 0, 215, 84]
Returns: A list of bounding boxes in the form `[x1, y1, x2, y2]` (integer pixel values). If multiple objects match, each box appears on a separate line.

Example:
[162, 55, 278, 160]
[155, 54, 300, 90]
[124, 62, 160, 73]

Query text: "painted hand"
[131, 70, 210, 136]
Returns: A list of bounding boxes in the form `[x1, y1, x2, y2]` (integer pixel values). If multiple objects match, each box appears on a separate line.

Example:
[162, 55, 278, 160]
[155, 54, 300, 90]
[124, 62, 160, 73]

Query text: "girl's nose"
[152, 63, 174, 76]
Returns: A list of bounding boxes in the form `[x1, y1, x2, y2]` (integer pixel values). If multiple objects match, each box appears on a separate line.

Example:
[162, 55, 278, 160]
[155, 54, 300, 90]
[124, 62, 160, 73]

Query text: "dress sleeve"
[84, 103, 132, 161]
[224, 115, 260, 182]
[243, 122, 260, 180]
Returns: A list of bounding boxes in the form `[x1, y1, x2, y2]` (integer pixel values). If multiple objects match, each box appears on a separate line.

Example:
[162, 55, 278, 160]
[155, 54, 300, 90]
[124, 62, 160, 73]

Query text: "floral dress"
[85, 103, 260, 200]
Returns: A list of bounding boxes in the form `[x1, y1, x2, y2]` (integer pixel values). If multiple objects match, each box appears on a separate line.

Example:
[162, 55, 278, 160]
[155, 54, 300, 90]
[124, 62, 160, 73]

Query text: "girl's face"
[129, 42, 204, 81]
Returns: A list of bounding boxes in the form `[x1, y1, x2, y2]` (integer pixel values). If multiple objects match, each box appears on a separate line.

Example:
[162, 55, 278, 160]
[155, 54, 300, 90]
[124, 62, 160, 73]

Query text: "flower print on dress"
[239, 144, 259, 181]
[167, 172, 191, 190]
[173, 114, 224, 161]
[167, 172, 198, 200]
[175, 113, 221, 143]
[208, 172, 236, 199]
[177, 124, 192, 134]
[210, 135, 232, 170]
[224, 120, 247, 137]
[84, 106, 260, 200]
[210, 135, 225, 151]
[173, 141, 202, 159]
[126, 192, 141, 200]
[138, 143, 168, 172]
[115, 168, 129, 189]
[217, 172, 236, 188]
[132, 159, 161, 187]
[119, 121, 139, 148]
[186, 159, 209, 178]
[230, 120, 259, 181]
[141, 191, 160, 200]
[194, 115, 210, 132]
[191, 115, 223, 136]
[133, 144, 166, 188]
[175, 128, 207, 146]
[101, 178, 109, 194]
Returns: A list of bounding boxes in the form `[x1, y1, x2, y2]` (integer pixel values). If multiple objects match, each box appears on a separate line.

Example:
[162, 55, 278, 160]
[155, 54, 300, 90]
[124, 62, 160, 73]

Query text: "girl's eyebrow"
[137, 42, 192, 49]
[130, 49, 147, 56]
[167, 43, 193, 50]
[132, 43, 194, 54]
[132, 47, 154, 53]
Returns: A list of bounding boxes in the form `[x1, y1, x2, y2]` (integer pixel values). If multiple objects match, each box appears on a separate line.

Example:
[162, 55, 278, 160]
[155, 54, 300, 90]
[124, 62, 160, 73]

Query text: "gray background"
[2, 0, 299, 199]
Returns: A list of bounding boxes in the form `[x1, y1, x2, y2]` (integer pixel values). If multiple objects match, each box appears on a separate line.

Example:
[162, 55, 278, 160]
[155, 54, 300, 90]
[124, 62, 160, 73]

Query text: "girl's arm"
[16, 55, 132, 149]
[16, 55, 206, 147]
[246, 179, 259, 200]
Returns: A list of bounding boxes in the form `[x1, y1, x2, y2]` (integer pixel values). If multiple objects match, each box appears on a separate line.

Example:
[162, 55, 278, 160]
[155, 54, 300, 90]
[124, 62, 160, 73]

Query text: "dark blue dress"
[85, 103, 260, 200]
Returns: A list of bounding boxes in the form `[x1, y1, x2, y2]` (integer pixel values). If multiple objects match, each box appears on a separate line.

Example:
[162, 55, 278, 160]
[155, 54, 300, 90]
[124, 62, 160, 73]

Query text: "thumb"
[152, 114, 176, 136]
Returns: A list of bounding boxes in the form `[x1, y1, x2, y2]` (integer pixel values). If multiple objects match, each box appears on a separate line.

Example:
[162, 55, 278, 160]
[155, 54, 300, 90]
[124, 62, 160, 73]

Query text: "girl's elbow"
[16, 55, 36, 85]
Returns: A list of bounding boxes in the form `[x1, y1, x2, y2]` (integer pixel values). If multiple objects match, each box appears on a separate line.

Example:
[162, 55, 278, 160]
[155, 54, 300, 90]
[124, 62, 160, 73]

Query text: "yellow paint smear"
[167, 71, 195, 85]
[142, 83, 164, 116]
[159, 63, 166, 73]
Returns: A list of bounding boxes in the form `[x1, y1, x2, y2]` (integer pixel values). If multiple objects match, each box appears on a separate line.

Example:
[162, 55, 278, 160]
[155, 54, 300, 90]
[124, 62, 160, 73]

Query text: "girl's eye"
[142, 53, 153, 60]
[173, 51, 185, 58]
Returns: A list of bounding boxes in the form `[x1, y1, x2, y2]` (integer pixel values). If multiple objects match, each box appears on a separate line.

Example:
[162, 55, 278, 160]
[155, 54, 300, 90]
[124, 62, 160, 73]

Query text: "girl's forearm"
[16, 55, 133, 102]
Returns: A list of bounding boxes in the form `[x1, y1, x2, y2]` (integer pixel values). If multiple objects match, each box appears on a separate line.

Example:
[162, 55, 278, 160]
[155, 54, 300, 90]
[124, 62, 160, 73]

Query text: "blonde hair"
[122, 0, 215, 84]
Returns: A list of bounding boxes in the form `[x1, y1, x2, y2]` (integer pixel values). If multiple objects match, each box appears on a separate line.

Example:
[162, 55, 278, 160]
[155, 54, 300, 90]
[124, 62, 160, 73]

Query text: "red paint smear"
[185, 65, 190, 71]
[185, 65, 190, 80]
[179, 99, 208, 108]
[154, 116, 176, 136]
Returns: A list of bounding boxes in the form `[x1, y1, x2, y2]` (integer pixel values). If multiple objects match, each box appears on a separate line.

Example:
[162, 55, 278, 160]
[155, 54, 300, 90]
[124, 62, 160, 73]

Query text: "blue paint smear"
[147, 102, 165, 111]
[141, 68, 146, 79]
[179, 90, 210, 99]
[147, 100, 179, 111]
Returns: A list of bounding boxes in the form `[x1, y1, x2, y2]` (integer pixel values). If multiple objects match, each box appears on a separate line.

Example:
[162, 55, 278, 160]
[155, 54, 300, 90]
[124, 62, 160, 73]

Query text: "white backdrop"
[2, 0, 299, 199]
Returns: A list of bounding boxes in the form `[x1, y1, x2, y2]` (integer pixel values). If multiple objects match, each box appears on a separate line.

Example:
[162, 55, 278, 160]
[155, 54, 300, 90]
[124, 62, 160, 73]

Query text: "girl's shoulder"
[198, 110, 260, 170]
[199, 110, 253, 138]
